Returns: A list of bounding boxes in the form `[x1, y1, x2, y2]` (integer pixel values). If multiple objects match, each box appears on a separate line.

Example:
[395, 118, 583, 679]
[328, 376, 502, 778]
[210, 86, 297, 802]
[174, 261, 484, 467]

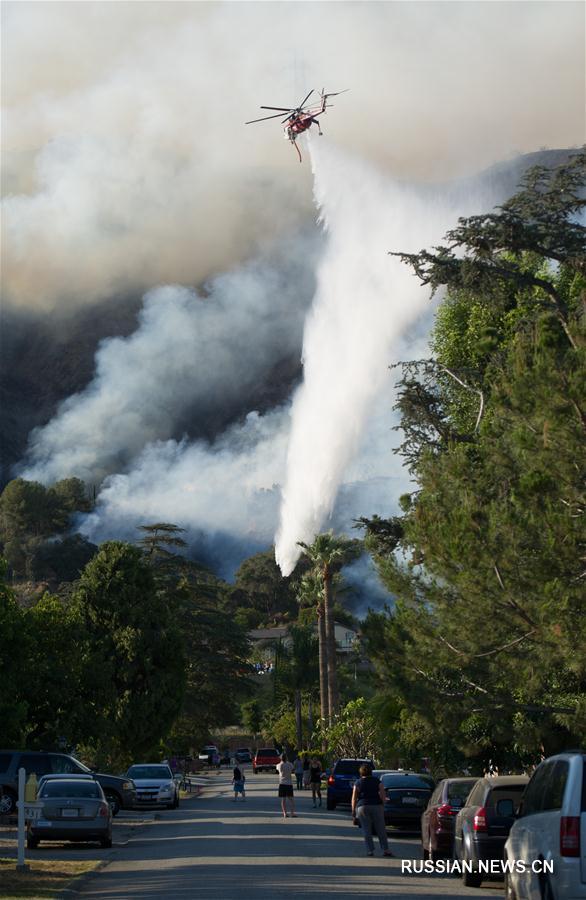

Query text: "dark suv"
[453, 774, 529, 887]
[0, 750, 137, 817]
[326, 759, 374, 810]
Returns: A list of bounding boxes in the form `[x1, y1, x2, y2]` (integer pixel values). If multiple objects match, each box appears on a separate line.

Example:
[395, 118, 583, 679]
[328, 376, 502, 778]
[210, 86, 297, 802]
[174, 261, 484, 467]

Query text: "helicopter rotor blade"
[297, 89, 315, 110]
[245, 112, 293, 124]
[324, 89, 349, 98]
[260, 106, 296, 112]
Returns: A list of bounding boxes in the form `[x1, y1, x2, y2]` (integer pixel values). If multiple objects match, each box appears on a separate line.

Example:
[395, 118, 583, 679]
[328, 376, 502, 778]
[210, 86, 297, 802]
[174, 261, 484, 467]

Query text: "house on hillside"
[248, 622, 359, 665]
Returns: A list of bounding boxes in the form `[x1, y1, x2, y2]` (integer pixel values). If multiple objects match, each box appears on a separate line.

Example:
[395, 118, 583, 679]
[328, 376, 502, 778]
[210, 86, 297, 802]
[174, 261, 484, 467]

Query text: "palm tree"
[298, 532, 346, 723]
[297, 571, 329, 727]
[277, 625, 319, 749]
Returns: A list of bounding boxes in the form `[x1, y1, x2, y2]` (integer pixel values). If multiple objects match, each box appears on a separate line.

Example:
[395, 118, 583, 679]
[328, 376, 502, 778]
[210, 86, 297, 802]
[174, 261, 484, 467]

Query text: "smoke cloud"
[2, 2, 583, 311]
[20, 235, 318, 484]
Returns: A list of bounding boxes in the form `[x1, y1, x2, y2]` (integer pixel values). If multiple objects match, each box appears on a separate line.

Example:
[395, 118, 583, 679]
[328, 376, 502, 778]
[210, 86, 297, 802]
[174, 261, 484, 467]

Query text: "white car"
[504, 751, 586, 899]
[126, 763, 179, 809]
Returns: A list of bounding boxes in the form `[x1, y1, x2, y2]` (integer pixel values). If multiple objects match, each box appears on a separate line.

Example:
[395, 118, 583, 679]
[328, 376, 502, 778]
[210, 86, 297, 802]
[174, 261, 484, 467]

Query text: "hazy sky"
[2, 1, 584, 311]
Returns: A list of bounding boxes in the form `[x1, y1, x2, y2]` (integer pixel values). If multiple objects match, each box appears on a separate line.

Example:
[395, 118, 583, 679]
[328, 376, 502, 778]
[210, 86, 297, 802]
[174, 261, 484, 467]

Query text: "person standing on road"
[293, 755, 304, 791]
[351, 764, 393, 858]
[276, 753, 296, 818]
[309, 757, 322, 807]
[232, 765, 246, 801]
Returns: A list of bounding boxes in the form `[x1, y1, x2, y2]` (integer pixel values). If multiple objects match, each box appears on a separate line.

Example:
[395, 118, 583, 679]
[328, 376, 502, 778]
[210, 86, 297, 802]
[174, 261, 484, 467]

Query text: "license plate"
[61, 809, 79, 817]
[402, 797, 420, 805]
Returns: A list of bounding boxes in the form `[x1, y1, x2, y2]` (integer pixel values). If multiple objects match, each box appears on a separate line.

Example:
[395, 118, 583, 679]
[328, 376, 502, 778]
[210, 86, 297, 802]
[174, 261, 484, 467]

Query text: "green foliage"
[0, 477, 93, 581]
[229, 549, 301, 623]
[71, 541, 186, 766]
[315, 698, 381, 761]
[0, 559, 29, 743]
[362, 153, 586, 770]
[241, 699, 263, 735]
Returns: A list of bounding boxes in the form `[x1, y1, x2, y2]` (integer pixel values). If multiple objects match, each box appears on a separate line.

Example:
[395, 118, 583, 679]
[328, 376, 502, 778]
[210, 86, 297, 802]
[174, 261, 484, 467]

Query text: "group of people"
[231, 755, 394, 858]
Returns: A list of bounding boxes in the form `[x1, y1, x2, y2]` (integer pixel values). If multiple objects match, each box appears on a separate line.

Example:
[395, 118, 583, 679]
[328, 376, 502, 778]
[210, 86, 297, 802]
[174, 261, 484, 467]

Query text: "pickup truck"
[252, 748, 281, 774]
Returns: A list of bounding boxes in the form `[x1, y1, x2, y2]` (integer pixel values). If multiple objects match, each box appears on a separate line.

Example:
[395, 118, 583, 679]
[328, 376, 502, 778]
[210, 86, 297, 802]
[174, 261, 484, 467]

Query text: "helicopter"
[245, 88, 348, 162]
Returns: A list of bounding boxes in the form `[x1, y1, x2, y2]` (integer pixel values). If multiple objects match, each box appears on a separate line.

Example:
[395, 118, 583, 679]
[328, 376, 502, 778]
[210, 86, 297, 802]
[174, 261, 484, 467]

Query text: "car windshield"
[334, 761, 370, 775]
[381, 774, 434, 790]
[127, 765, 172, 780]
[41, 782, 101, 798]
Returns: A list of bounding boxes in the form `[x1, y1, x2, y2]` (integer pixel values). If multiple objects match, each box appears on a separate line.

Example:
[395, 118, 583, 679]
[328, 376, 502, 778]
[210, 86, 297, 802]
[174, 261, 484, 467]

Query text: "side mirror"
[496, 798, 515, 818]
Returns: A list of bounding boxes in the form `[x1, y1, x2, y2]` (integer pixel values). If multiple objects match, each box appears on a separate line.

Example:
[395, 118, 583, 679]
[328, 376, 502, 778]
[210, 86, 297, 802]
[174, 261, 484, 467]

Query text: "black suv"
[0, 750, 137, 817]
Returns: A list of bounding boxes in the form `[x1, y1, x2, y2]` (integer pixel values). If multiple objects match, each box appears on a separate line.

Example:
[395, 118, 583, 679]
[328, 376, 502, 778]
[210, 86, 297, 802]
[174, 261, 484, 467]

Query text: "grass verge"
[0, 857, 100, 898]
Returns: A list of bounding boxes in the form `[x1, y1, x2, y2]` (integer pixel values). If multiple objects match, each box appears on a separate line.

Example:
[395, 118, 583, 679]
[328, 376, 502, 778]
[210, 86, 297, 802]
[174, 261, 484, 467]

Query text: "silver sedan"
[28, 778, 112, 848]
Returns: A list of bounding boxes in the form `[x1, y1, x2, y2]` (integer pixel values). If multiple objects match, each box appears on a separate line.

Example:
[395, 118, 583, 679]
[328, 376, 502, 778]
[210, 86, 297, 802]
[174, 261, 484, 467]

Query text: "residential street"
[65, 771, 504, 899]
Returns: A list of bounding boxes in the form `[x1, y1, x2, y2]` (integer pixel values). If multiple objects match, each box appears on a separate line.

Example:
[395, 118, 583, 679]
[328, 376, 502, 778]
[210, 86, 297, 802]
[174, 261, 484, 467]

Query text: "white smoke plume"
[275, 137, 459, 575]
[2, 2, 583, 311]
[20, 237, 317, 484]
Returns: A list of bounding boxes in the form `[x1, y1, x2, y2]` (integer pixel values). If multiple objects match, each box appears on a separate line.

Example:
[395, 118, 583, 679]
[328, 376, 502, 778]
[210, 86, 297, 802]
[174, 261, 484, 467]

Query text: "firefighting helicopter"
[245, 88, 348, 162]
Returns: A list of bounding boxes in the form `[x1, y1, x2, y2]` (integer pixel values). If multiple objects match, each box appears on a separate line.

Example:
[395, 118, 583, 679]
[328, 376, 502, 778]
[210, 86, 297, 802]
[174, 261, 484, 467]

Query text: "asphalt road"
[35, 770, 500, 900]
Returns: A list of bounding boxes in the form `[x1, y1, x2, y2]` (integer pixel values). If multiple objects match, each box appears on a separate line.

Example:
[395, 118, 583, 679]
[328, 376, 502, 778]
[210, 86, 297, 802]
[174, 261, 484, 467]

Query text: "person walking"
[351, 764, 393, 858]
[309, 756, 322, 807]
[232, 765, 246, 801]
[276, 753, 296, 818]
[293, 755, 304, 791]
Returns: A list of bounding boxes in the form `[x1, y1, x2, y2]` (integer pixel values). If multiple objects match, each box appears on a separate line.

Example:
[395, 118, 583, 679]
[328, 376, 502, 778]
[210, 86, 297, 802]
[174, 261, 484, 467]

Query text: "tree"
[297, 533, 359, 722]
[297, 570, 329, 724]
[274, 625, 319, 749]
[231, 549, 300, 623]
[315, 698, 380, 761]
[71, 541, 186, 766]
[0, 559, 29, 744]
[360, 153, 586, 768]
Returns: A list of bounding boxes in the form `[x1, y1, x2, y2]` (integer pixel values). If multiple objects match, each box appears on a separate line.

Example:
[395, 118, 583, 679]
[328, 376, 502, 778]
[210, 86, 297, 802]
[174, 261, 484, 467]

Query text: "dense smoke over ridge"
[19, 236, 318, 484]
[2, 2, 584, 587]
[2, 2, 583, 312]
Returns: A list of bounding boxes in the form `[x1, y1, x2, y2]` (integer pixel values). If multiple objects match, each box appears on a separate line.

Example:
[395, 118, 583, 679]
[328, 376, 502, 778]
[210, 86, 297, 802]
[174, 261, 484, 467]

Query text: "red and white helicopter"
[245, 88, 348, 162]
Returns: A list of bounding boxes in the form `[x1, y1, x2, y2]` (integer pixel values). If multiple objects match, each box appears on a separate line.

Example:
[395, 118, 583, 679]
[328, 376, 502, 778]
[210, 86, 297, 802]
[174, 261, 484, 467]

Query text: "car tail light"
[98, 803, 109, 817]
[437, 803, 457, 817]
[327, 775, 335, 786]
[473, 807, 487, 832]
[560, 816, 580, 856]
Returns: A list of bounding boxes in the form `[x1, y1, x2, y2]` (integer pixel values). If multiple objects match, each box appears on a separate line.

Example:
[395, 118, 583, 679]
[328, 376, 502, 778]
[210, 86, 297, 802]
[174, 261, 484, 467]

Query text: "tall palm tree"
[297, 571, 329, 726]
[298, 532, 346, 723]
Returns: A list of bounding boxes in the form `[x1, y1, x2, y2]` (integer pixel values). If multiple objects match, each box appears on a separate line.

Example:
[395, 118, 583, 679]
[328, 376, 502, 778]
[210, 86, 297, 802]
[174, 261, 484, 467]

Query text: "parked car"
[235, 748, 252, 764]
[252, 748, 281, 774]
[0, 750, 136, 817]
[326, 759, 374, 810]
[504, 751, 586, 900]
[126, 764, 179, 809]
[380, 772, 435, 831]
[453, 774, 529, 888]
[421, 776, 478, 860]
[28, 778, 112, 849]
[199, 746, 220, 767]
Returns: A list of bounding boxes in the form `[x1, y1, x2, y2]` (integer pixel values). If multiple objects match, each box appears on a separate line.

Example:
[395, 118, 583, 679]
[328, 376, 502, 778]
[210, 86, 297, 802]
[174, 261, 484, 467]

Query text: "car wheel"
[27, 836, 39, 849]
[0, 789, 17, 815]
[104, 790, 121, 817]
[462, 848, 482, 888]
[326, 798, 336, 810]
[100, 836, 112, 849]
[504, 869, 517, 900]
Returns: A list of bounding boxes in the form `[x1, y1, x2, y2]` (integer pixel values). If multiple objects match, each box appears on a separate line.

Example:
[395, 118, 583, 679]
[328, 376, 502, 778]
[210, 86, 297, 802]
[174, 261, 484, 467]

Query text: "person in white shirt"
[276, 753, 296, 818]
